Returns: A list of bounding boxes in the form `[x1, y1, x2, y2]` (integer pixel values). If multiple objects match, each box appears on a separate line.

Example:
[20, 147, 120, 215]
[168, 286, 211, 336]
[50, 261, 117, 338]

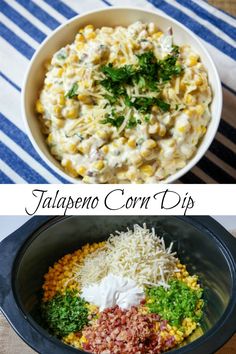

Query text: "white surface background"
[0, 216, 235, 242]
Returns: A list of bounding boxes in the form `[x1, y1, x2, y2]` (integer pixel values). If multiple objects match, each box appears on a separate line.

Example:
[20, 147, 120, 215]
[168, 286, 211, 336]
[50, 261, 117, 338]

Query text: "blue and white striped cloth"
[0, 0, 235, 184]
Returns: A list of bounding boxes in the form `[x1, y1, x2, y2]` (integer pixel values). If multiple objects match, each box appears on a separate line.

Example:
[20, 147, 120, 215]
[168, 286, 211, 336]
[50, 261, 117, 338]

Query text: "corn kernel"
[86, 31, 96, 40]
[188, 54, 198, 67]
[195, 104, 205, 115]
[58, 94, 65, 105]
[83, 80, 90, 89]
[180, 81, 186, 91]
[158, 125, 166, 137]
[141, 149, 152, 158]
[178, 126, 186, 133]
[143, 139, 157, 149]
[84, 24, 94, 31]
[92, 54, 100, 64]
[78, 143, 90, 154]
[128, 138, 136, 148]
[132, 155, 143, 165]
[185, 94, 196, 105]
[101, 145, 109, 154]
[97, 130, 108, 139]
[132, 42, 140, 50]
[76, 33, 85, 42]
[63, 160, 78, 177]
[78, 94, 93, 105]
[93, 160, 104, 170]
[76, 42, 85, 51]
[117, 171, 127, 180]
[78, 144, 85, 154]
[195, 75, 203, 86]
[57, 68, 64, 77]
[140, 164, 154, 176]
[36, 100, 44, 113]
[68, 54, 78, 63]
[83, 176, 91, 183]
[77, 166, 87, 177]
[118, 137, 127, 144]
[68, 144, 77, 153]
[126, 171, 136, 180]
[47, 133, 53, 144]
[66, 108, 77, 119]
[152, 31, 163, 39]
[53, 106, 61, 116]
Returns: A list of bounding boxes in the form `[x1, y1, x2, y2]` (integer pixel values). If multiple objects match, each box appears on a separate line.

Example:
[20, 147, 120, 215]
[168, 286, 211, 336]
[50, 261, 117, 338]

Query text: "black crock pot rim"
[0, 215, 236, 354]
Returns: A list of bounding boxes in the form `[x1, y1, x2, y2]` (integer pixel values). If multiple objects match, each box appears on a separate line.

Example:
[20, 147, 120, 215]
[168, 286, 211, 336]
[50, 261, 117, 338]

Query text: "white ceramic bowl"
[22, 7, 222, 184]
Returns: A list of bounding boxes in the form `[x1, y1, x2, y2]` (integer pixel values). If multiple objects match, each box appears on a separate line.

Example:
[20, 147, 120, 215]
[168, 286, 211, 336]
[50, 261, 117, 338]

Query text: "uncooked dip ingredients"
[41, 224, 204, 353]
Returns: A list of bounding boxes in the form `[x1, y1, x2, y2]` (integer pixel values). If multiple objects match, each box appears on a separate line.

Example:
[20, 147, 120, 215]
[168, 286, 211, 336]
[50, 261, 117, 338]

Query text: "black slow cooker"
[0, 216, 235, 354]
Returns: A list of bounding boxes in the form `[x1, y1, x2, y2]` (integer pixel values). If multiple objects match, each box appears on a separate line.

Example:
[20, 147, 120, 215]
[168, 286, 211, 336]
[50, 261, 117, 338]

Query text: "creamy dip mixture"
[36, 22, 212, 183]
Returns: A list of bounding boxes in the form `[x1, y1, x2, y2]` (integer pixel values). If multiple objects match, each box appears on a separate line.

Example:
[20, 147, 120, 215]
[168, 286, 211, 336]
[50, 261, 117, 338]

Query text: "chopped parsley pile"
[41, 290, 89, 337]
[99, 47, 183, 128]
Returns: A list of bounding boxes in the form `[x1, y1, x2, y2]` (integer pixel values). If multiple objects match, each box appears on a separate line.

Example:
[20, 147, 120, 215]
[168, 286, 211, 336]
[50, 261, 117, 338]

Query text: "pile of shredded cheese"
[78, 224, 178, 289]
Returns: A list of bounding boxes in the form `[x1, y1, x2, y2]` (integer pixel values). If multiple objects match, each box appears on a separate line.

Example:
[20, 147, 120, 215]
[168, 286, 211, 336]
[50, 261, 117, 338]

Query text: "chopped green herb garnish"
[130, 97, 155, 113]
[137, 138, 145, 145]
[65, 83, 78, 98]
[101, 112, 125, 128]
[144, 114, 151, 122]
[41, 290, 89, 337]
[155, 98, 170, 112]
[158, 54, 183, 82]
[126, 116, 141, 129]
[135, 51, 159, 91]
[57, 52, 67, 60]
[104, 93, 117, 105]
[101, 63, 135, 83]
[125, 96, 170, 113]
[99, 48, 183, 126]
[146, 280, 204, 327]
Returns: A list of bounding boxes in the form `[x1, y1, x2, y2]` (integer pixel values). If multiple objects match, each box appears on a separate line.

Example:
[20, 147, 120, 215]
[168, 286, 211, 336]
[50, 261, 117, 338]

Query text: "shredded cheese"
[78, 224, 178, 289]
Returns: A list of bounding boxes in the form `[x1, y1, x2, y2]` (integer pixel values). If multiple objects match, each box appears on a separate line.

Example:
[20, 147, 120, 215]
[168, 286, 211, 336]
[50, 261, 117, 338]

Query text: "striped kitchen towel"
[0, 0, 235, 184]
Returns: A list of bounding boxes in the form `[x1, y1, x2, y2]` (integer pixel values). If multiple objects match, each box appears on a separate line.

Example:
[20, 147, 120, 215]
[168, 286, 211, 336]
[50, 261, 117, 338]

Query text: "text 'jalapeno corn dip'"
[36, 22, 212, 183]
[41, 224, 204, 354]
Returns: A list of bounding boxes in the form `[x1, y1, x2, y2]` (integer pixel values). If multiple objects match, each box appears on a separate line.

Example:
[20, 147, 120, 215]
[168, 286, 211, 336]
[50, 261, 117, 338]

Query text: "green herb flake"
[158, 54, 183, 83]
[144, 114, 151, 122]
[126, 116, 141, 129]
[127, 97, 170, 113]
[65, 83, 78, 98]
[57, 52, 67, 60]
[101, 112, 125, 128]
[155, 98, 170, 112]
[103, 93, 117, 105]
[41, 290, 89, 337]
[101, 63, 135, 83]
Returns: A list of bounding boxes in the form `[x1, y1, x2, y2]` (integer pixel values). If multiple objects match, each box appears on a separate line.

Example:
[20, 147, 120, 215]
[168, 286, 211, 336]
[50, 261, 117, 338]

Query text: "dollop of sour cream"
[81, 274, 145, 311]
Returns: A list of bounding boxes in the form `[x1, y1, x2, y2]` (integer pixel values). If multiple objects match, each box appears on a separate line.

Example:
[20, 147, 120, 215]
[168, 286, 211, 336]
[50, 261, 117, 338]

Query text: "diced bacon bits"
[81, 306, 176, 354]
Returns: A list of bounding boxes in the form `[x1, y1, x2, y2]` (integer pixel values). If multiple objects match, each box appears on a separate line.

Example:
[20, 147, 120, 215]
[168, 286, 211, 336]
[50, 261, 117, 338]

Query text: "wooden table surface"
[0, 1, 236, 353]
[208, 0, 236, 16]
